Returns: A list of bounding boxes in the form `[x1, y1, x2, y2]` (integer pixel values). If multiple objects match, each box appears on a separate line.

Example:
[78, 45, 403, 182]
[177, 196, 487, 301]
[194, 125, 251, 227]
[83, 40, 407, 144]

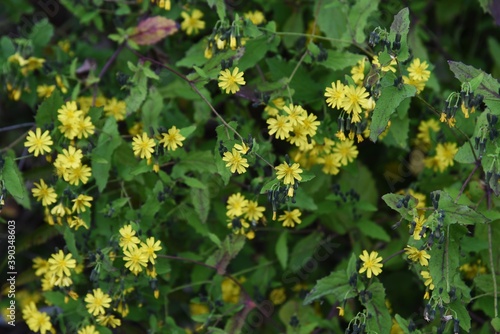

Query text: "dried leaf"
[130, 16, 178, 46]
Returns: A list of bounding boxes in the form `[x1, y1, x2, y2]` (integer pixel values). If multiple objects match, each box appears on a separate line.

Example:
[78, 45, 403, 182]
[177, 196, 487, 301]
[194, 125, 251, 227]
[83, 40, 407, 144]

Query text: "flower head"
[72, 194, 93, 213]
[25, 128, 53, 157]
[123, 246, 149, 275]
[275, 162, 302, 185]
[408, 58, 431, 82]
[404, 246, 431, 266]
[119, 224, 141, 251]
[104, 98, 126, 121]
[181, 9, 205, 35]
[341, 85, 370, 122]
[243, 200, 265, 222]
[278, 209, 302, 227]
[132, 132, 156, 160]
[222, 148, 249, 174]
[267, 115, 293, 140]
[325, 80, 345, 109]
[159, 126, 185, 151]
[140, 237, 162, 264]
[32, 179, 57, 207]
[226, 193, 248, 218]
[218, 67, 245, 94]
[359, 250, 383, 278]
[332, 140, 358, 166]
[48, 250, 76, 277]
[85, 288, 112, 316]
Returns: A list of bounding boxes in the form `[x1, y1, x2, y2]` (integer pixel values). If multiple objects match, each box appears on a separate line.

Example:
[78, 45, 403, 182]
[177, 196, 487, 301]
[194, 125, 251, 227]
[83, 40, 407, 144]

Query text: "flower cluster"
[131, 125, 186, 170]
[118, 224, 162, 276]
[32, 249, 79, 295]
[424, 142, 458, 173]
[226, 193, 265, 239]
[403, 58, 431, 93]
[22, 302, 54, 334]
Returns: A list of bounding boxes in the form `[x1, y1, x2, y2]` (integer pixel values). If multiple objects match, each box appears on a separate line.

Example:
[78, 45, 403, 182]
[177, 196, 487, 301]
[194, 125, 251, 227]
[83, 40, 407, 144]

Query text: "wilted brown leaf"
[130, 16, 178, 45]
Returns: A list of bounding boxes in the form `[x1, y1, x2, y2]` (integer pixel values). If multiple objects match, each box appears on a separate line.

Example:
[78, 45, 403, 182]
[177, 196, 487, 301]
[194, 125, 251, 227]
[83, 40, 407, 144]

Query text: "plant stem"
[488, 222, 498, 318]
[454, 161, 480, 203]
[0, 122, 34, 133]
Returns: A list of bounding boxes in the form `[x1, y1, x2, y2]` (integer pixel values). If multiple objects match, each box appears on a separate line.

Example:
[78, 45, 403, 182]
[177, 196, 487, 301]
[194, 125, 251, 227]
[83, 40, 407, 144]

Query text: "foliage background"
[0, 0, 500, 333]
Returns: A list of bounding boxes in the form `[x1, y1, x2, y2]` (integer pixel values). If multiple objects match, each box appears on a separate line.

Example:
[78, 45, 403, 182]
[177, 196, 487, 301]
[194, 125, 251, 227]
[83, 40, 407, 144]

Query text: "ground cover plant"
[1, 0, 500, 333]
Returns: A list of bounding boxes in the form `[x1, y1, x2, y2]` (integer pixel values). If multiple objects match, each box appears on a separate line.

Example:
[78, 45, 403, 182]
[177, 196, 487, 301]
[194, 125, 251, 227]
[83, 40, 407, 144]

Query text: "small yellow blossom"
[132, 132, 156, 160]
[180, 9, 205, 35]
[359, 250, 383, 278]
[159, 126, 185, 151]
[275, 162, 302, 185]
[218, 67, 245, 94]
[278, 209, 302, 228]
[25, 128, 53, 157]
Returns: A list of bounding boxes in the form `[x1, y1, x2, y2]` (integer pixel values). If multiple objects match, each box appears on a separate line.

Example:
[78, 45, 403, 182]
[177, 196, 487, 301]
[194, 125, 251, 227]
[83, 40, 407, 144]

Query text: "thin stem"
[382, 249, 405, 264]
[469, 292, 494, 302]
[167, 280, 211, 295]
[454, 162, 480, 203]
[0, 122, 35, 133]
[92, 42, 126, 106]
[488, 222, 498, 318]
[0, 129, 32, 153]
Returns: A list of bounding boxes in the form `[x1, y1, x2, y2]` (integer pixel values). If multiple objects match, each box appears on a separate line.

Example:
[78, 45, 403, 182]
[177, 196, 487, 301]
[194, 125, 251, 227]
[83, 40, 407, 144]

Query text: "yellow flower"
[372, 55, 397, 73]
[408, 58, 430, 82]
[415, 119, 440, 149]
[68, 216, 89, 230]
[221, 277, 242, 303]
[325, 80, 346, 109]
[33, 257, 50, 277]
[227, 217, 250, 235]
[403, 75, 426, 93]
[140, 237, 162, 264]
[23, 305, 52, 334]
[269, 288, 286, 305]
[58, 146, 83, 169]
[404, 246, 431, 266]
[332, 140, 358, 166]
[267, 115, 293, 140]
[48, 250, 76, 277]
[22, 57, 45, 75]
[119, 224, 141, 251]
[32, 179, 57, 207]
[180, 9, 205, 35]
[78, 325, 100, 334]
[132, 132, 156, 160]
[350, 58, 366, 85]
[218, 67, 245, 94]
[341, 85, 370, 122]
[37, 85, 55, 98]
[222, 148, 249, 174]
[244, 10, 265, 25]
[72, 194, 93, 213]
[55, 75, 68, 93]
[275, 162, 303, 185]
[243, 200, 265, 222]
[104, 98, 126, 121]
[317, 153, 341, 175]
[76, 116, 95, 139]
[6, 82, 21, 100]
[25, 128, 53, 157]
[278, 209, 302, 228]
[412, 214, 427, 240]
[436, 142, 458, 169]
[159, 126, 185, 151]
[66, 164, 92, 185]
[359, 250, 383, 278]
[264, 97, 285, 117]
[234, 142, 250, 154]
[152, 0, 170, 10]
[8, 52, 28, 66]
[190, 303, 209, 316]
[123, 247, 149, 275]
[337, 306, 345, 317]
[283, 104, 306, 126]
[85, 288, 112, 316]
[301, 112, 320, 137]
[226, 193, 248, 218]
[420, 270, 434, 290]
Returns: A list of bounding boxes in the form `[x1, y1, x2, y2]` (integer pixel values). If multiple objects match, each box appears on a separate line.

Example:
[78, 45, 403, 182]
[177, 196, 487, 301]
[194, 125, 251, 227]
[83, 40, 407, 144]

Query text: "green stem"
[488, 222, 498, 318]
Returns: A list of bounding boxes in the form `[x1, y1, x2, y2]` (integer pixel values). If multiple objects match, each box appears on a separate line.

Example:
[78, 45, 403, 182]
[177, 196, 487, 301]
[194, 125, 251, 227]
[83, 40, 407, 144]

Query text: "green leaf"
[62, 226, 82, 262]
[317, 1, 347, 44]
[260, 178, 280, 194]
[303, 270, 356, 305]
[276, 231, 288, 269]
[389, 7, 411, 61]
[357, 220, 390, 242]
[35, 90, 64, 127]
[382, 193, 418, 221]
[369, 85, 417, 142]
[319, 50, 365, 71]
[448, 61, 500, 115]
[361, 282, 391, 334]
[91, 118, 122, 192]
[180, 125, 197, 138]
[454, 142, 478, 164]
[430, 190, 490, 226]
[289, 232, 323, 271]
[29, 18, 54, 49]
[205, 234, 246, 275]
[192, 65, 207, 78]
[343, 0, 380, 44]
[0, 36, 15, 58]
[282, 9, 303, 49]
[191, 186, 210, 224]
[1, 155, 30, 209]
[207, 0, 225, 21]
[238, 34, 280, 72]
[141, 86, 163, 130]
[449, 300, 471, 332]
[492, 318, 500, 332]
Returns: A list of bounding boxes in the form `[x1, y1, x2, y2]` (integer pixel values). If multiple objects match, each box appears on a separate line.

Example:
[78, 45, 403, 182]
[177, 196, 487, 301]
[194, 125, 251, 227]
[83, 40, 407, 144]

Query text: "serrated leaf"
[319, 50, 365, 71]
[303, 270, 356, 305]
[1, 156, 30, 209]
[382, 193, 418, 221]
[369, 85, 417, 141]
[361, 282, 392, 334]
[289, 232, 323, 271]
[35, 90, 64, 127]
[142, 87, 163, 130]
[191, 186, 210, 224]
[205, 234, 246, 275]
[276, 231, 288, 269]
[431, 190, 490, 225]
[29, 18, 54, 48]
[389, 8, 410, 61]
[130, 16, 178, 45]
